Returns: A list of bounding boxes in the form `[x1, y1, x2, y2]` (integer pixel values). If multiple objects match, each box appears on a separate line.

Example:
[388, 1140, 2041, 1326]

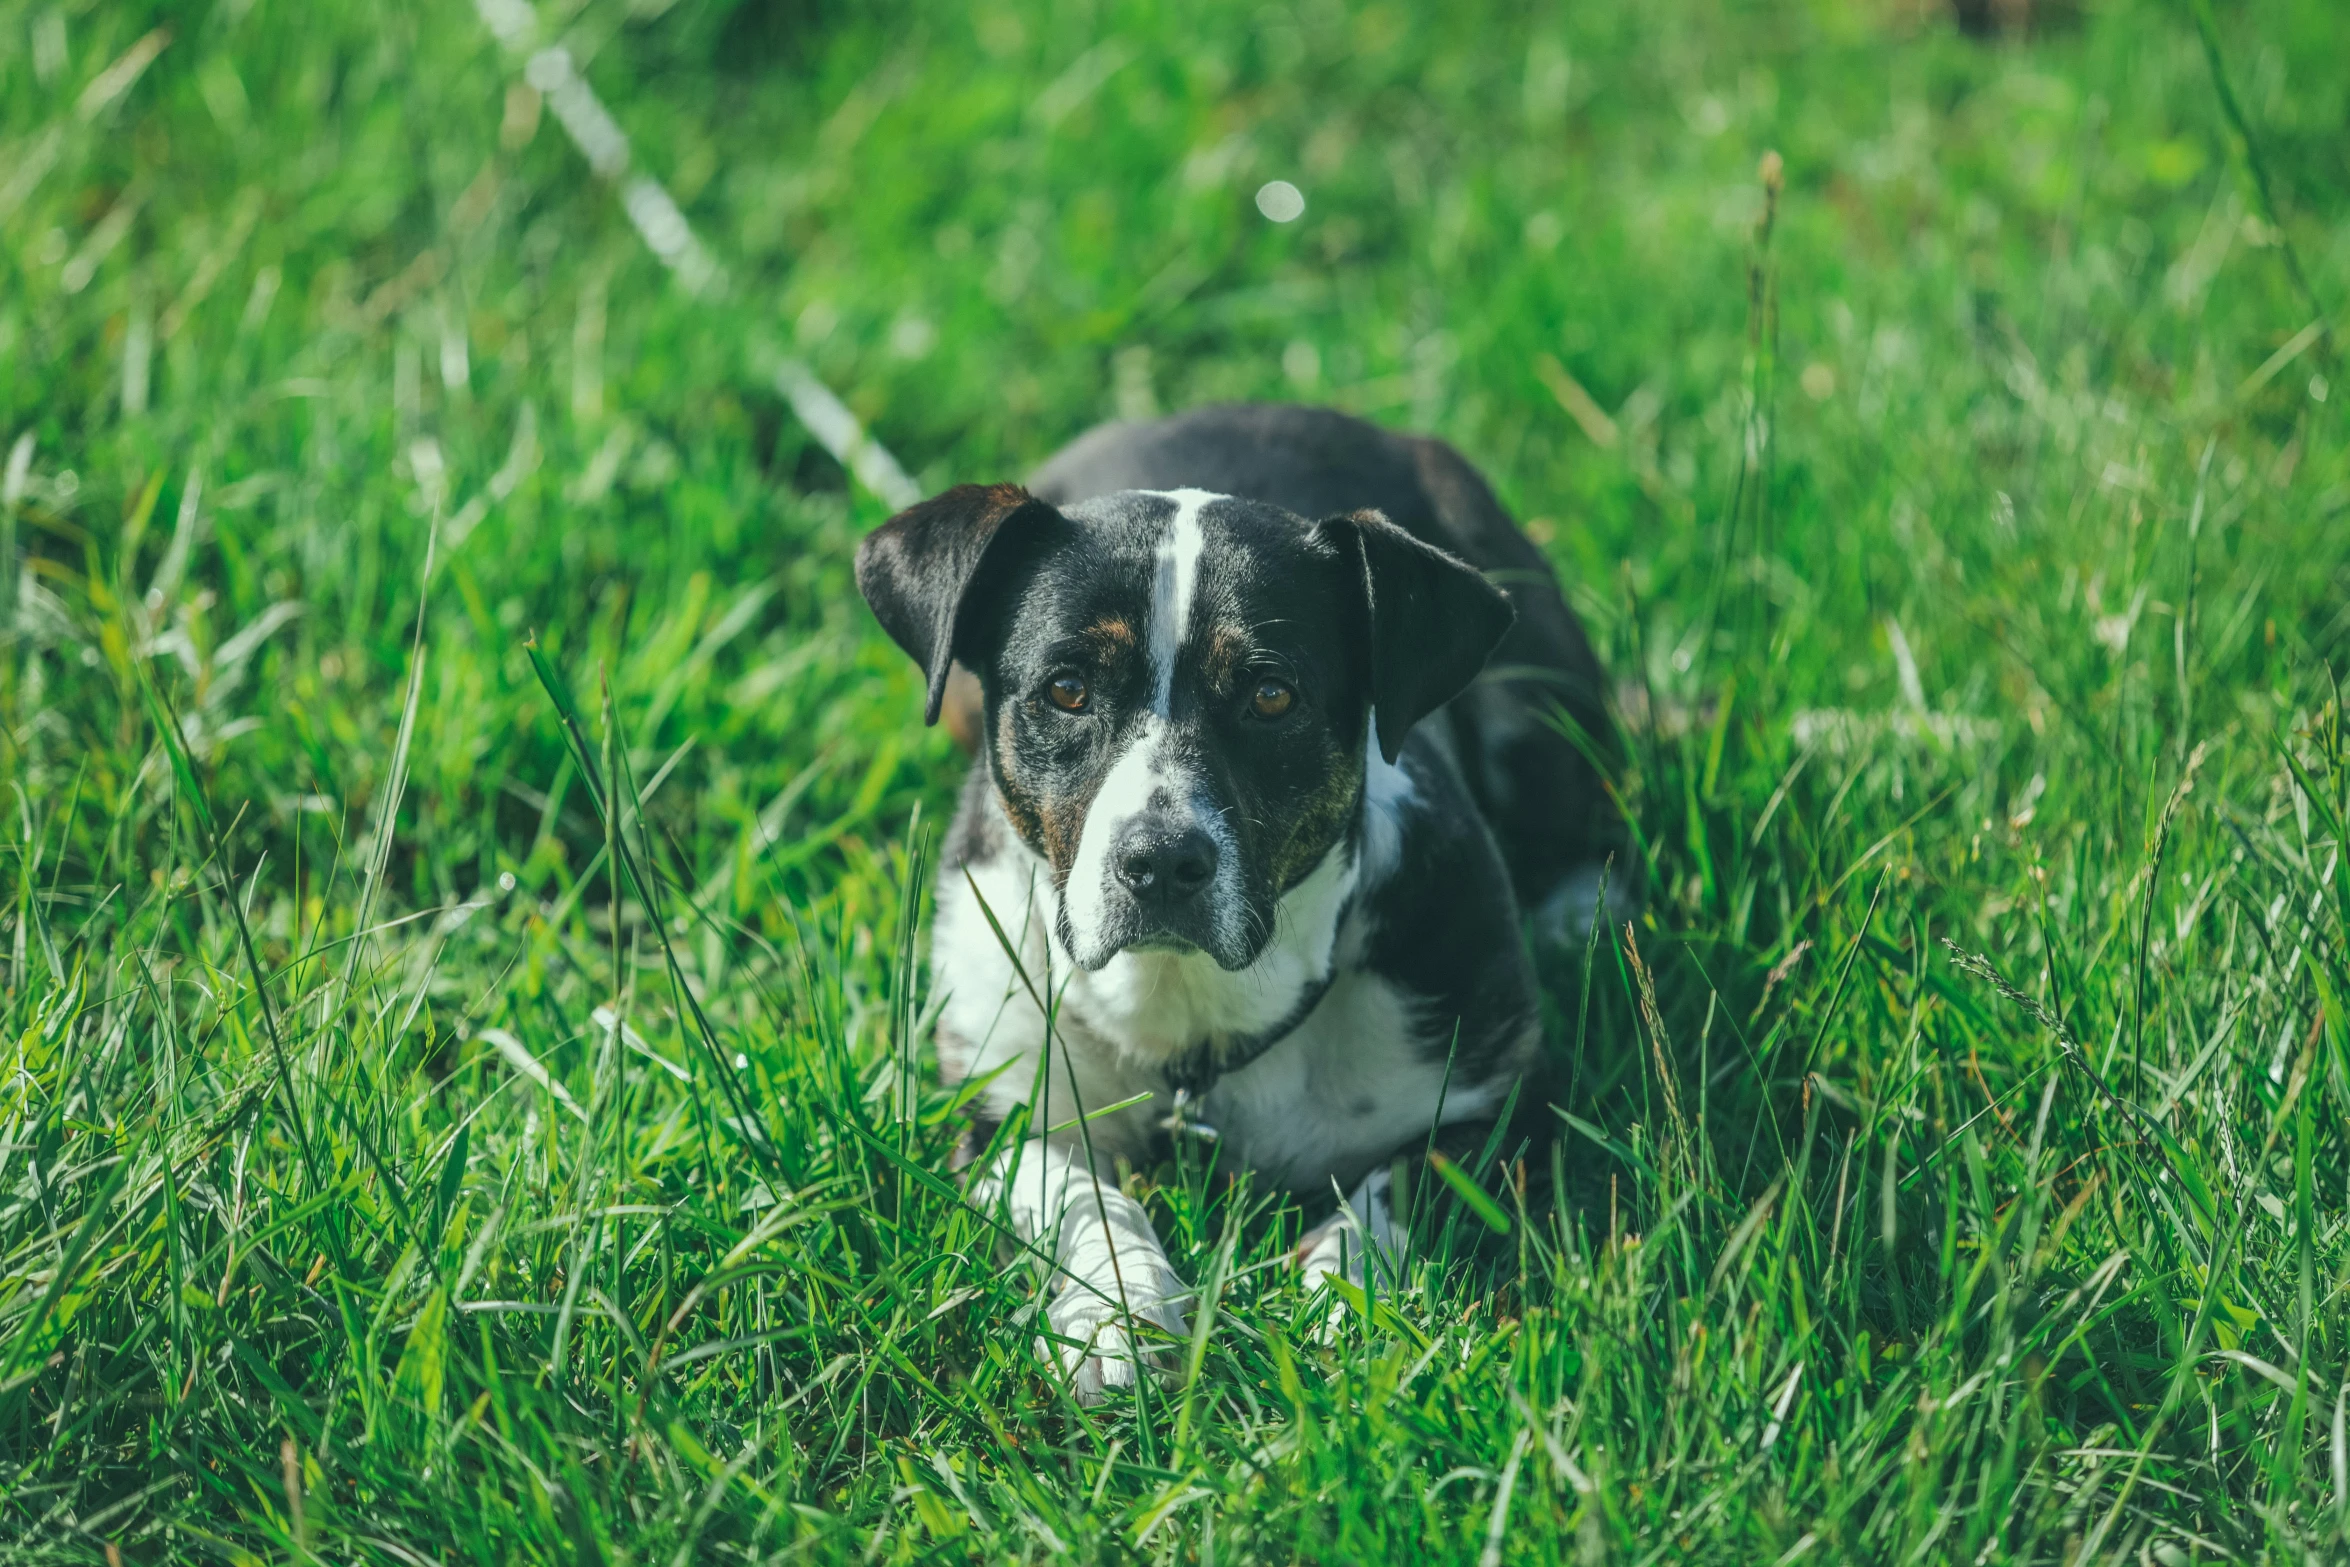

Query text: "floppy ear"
[1322, 508, 1516, 763]
[855, 483, 1058, 724]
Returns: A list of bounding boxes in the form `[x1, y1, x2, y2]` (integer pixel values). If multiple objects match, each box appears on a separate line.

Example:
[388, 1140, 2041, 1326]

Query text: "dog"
[855, 403, 1621, 1400]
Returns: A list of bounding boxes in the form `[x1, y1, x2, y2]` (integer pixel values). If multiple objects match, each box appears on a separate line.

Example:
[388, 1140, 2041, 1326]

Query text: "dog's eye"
[1046, 672, 1090, 712]
[1249, 677, 1295, 720]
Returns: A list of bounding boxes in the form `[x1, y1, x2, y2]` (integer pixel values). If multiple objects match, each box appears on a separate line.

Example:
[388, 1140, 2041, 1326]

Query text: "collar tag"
[1157, 1086, 1220, 1141]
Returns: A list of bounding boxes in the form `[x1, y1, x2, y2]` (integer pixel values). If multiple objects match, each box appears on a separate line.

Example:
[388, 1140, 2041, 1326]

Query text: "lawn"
[3, 0, 2348, 1560]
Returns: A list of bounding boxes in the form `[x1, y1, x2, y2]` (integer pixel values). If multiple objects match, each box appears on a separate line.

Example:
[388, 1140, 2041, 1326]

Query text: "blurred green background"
[3, 0, 2347, 1560]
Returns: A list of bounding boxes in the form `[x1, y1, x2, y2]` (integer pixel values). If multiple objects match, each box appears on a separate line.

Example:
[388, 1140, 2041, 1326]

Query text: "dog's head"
[857, 484, 1512, 971]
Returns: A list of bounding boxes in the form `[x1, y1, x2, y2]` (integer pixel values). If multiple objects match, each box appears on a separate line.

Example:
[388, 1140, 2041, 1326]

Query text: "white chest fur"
[1196, 966, 1501, 1188]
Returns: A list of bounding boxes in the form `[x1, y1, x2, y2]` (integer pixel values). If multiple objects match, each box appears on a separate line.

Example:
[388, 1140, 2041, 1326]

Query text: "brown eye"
[1250, 677, 1295, 719]
[1047, 672, 1089, 712]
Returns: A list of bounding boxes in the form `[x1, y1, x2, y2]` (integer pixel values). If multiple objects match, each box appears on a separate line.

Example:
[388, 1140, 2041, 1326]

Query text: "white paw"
[1296, 1168, 1400, 1288]
[1040, 1286, 1187, 1404]
[1292, 1218, 1365, 1343]
[1295, 1211, 1364, 1289]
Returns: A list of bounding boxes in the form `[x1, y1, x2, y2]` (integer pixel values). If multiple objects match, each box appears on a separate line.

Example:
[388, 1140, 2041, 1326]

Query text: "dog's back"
[1030, 403, 1621, 935]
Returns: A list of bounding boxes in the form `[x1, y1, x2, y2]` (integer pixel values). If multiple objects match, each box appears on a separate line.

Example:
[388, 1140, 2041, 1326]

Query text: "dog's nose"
[1114, 825, 1219, 905]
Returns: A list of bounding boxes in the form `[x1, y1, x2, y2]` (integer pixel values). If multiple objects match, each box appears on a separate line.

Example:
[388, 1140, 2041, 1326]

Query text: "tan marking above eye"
[1048, 672, 1089, 711]
[1250, 677, 1294, 719]
[1202, 624, 1252, 685]
[1083, 616, 1137, 648]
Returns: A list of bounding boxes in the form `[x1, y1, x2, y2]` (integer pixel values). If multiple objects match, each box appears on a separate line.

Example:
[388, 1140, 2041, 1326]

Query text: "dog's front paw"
[1295, 1209, 1365, 1290]
[1295, 1168, 1401, 1289]
[1292, 1215, 1365, 1344]
[1040, 1286, 1188, 1404]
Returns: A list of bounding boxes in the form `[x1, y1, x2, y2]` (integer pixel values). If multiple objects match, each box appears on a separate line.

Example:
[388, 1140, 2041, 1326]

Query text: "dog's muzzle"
[1087, 806, 1228, 958]
[1062, 799, 1256, 970]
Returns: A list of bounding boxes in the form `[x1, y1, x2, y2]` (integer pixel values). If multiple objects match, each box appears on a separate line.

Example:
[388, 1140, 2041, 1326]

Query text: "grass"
[3, 0, 2348, 1559]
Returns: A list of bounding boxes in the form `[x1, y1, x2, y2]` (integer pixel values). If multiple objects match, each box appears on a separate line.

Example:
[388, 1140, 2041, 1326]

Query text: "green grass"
[4, 0, 2348, 1559]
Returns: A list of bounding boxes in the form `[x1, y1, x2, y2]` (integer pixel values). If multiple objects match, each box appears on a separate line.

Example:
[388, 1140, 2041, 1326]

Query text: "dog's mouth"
[1122, 934, 1205, 956]
[1056, 890, 1265, 973]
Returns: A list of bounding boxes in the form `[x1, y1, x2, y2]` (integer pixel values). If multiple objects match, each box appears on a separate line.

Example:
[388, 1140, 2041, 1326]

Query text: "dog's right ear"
[855, 483, 1058, 725]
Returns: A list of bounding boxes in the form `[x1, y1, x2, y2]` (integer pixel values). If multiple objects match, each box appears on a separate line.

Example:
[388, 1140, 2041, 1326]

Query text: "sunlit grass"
[3, 0, 2347, 1561]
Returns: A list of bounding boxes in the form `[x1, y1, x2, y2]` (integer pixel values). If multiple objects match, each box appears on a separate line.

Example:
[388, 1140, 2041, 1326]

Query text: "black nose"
[1114, 825, 1219, 904]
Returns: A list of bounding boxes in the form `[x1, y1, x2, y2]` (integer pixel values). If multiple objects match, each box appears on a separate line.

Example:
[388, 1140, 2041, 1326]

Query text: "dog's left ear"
[1320, 508, 1516, 763]
[856, 483, 1059, 724]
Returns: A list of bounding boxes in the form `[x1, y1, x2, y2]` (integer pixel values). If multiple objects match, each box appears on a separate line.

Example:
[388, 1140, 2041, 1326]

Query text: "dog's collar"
[1157, 960, 1342, 1111]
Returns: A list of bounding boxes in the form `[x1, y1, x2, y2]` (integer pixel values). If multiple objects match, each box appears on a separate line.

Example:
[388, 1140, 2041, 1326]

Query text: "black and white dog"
[856, 404, 1619, 1399]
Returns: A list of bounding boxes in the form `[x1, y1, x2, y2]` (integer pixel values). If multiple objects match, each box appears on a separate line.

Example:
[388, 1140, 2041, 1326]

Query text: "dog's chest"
[1192, 968, 1483, 1190]
[932, 807, 1479, 1192]
[1027, 970, 1457, 1194]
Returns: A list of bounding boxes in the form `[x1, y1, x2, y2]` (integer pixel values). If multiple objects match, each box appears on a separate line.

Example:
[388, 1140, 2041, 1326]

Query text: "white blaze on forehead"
[1060, 488, 1230, 965]
[1143, 488, 1217, 715]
